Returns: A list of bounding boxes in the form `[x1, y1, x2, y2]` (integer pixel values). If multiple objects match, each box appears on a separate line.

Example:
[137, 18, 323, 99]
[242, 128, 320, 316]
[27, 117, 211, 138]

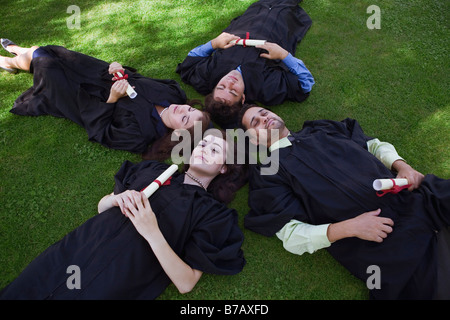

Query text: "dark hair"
[237, 103, 260, 130]
[184, 129, 248, 204]
[204, 93, 243, 129]
[142, 100, 211, 161]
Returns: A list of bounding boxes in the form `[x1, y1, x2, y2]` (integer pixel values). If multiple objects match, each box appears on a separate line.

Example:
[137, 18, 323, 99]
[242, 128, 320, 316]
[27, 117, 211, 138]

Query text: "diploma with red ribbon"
[141, 164, 178, 198]
[373, 178, 411, 197]
[229, 32, 266, 47]
[113, 70, 137, 99]
[230, 39, 266, 47]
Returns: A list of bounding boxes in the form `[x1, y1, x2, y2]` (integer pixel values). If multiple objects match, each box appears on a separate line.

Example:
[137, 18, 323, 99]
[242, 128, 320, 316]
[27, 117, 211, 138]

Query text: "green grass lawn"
[0, 0, 448, 300]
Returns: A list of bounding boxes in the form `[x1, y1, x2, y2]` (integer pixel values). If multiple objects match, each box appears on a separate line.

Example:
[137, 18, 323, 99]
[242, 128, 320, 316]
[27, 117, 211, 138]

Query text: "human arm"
[256, 42, 314, 93]
[367, 138, 424, 190]
[124, 192, 203, 294]
[326, 209, 394, 243]
[188, 32, 240, 57]
[277, 209, 394, 255]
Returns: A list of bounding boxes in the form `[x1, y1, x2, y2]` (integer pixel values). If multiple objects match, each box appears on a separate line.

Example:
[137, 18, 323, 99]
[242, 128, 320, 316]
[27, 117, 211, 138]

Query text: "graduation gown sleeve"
[183, 197, 246, 275]
[176, 56, 215, 95]
[245, 163, 307, 236]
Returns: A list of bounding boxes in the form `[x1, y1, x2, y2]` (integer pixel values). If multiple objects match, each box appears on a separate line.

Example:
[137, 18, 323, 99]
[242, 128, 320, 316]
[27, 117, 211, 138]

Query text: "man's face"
[213, 70, 246, 106]
[242, 107, 286, 147]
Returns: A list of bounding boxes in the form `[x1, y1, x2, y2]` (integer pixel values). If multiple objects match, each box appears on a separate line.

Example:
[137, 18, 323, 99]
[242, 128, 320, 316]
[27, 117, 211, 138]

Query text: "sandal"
[1, 38, 17, 56]
[0, 65, 18, 74]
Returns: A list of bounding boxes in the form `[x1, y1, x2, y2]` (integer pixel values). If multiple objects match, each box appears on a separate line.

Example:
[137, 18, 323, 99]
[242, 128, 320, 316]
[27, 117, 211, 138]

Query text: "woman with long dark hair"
[0, 133, 246, 300]
[0, 39, 210, 159]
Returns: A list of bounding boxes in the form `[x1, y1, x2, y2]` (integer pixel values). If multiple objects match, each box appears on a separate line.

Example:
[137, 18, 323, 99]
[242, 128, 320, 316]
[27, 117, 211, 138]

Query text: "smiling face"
[161, 104, 204, 130]
[241, 106, 288, 147]
[189, 135, 228, 177]
[213, 70, 246, 106]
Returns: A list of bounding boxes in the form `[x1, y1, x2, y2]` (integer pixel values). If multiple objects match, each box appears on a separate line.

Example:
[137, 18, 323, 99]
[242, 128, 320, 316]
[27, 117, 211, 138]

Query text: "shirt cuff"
[187, 41, 215, 57]
[367, 138, 404, 170]
[282, 53, 315, 93]
[276, 220, 331, 255]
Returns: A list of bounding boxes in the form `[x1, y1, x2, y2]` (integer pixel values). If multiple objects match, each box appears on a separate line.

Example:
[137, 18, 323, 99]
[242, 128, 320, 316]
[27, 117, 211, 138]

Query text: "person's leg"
[0, 46, 39, 72]
[2, 41, 31, 56]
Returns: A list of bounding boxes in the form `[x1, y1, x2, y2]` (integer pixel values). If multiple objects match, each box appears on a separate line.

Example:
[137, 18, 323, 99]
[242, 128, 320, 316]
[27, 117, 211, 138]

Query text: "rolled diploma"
[142, 164, 178, 198]
[372, 178, 409, 191]
[230, 39, 266, 46]
[115, 72, 137, 99]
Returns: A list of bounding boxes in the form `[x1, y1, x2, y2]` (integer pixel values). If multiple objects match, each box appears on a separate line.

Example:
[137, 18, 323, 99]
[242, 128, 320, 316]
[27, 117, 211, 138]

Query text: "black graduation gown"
[176, 0, 312, 106]
[0, 161, 245, 300]
[245, 118, 450, 299]
[10, 45, 187, 153]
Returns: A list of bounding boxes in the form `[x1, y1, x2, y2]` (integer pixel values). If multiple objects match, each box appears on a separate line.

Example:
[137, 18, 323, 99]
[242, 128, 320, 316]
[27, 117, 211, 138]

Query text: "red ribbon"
[155, 176, 172, 187]
[237, 32, 250, 47]
[140, 176, 172, 192]
[376, 179, 411, 197]
[113, 70, 128, 81]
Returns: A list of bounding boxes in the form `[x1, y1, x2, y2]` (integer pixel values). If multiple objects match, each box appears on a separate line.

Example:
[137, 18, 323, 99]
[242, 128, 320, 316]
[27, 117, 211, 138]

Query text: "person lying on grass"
[0, 132, 246, 300]
[239, 104, 450, 300]
[0, 39, 210, 160]
[176, 0, 314, 128]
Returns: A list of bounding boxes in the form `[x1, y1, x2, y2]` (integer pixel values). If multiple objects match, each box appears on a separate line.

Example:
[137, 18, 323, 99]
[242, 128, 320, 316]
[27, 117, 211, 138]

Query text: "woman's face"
[162, 104, 204, 130]
[189, 135, 227, 176]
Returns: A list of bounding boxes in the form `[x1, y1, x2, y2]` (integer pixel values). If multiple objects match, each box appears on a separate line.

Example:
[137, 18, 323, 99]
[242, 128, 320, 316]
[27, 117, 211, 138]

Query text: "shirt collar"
[269, 133, 292, 153]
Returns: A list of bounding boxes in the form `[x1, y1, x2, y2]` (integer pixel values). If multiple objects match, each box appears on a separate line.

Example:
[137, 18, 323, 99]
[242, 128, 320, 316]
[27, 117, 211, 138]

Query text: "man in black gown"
[239, 105, 450, 299]
[176, 0, 314, 128]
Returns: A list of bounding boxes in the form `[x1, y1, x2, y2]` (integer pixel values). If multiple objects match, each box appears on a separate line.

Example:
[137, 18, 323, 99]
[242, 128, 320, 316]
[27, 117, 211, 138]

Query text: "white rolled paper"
[142, 164, 178, 198]
[230, 39, 267, 46]
[115, 72, 137, 99]
[372, 178, 409, 191]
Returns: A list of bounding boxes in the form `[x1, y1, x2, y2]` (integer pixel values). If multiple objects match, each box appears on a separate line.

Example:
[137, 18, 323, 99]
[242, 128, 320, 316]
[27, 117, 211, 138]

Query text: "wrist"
[392, 159, 408, 171]
[146, 228, 165, 247]
[327, 220, 354, 242]
[211, 38, 219, 49]
[106, 94, 118, 104]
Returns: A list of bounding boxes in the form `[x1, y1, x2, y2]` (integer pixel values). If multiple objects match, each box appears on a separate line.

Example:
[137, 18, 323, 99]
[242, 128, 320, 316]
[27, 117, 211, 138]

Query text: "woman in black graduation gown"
[0, 40, 210, 158]
[0, 133, 246, 299]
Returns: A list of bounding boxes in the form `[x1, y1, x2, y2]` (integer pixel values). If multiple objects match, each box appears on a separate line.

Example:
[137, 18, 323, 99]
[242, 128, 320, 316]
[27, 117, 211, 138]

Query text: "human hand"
[392, 160, 424, 191]
[349, 209, 394, 243]
[211, 32, 240, 50]
[125, 192, 159, 240]
[256, 42, 289, 60]
[109, 62, 124, 78]
[111, 190, 141, 215]
[106, 80, 130, 103]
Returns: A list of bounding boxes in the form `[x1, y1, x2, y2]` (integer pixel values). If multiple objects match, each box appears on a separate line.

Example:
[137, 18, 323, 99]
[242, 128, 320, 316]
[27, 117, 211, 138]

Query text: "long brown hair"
[142, 101, 211, 161]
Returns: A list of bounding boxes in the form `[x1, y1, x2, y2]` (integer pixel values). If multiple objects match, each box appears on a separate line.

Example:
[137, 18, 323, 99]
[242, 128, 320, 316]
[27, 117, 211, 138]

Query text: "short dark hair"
[237, 103, 260, 130]
[204, 93, 243, 129]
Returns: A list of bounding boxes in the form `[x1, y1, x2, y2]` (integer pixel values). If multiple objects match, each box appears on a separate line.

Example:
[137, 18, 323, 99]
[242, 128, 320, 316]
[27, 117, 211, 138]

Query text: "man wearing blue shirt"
[176, 0, 314, 128]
